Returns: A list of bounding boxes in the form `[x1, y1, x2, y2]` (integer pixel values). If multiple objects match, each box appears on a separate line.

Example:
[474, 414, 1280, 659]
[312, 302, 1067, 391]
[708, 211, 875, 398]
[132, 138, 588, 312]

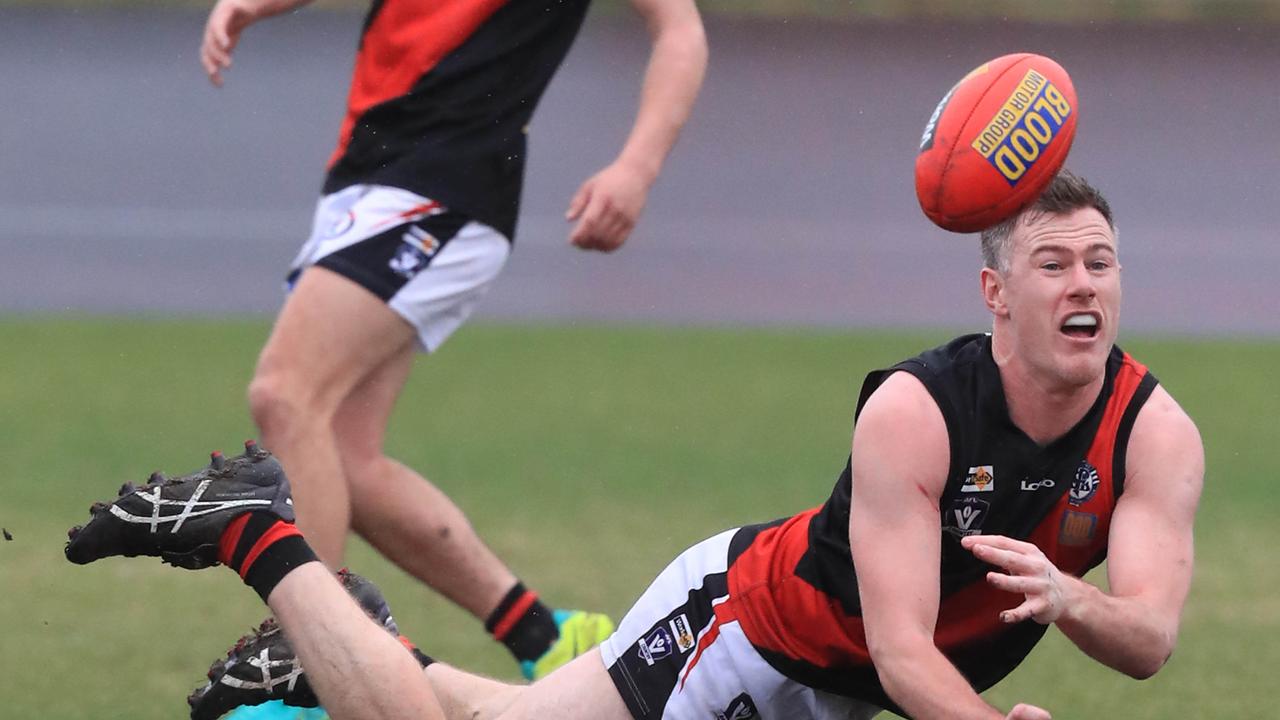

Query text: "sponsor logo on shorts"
[669, 614, 695, 653]
[324, 209, 356, 239]
[970, 68, 1073, 185]
[1059, 509, 1098, 546]
[1069, 460, 1100, 506]
[388, 226, 442, 279]
[944, 497, 990, 538]
[1020, 477, 1055, 491]
[715, 693, 759, 720]
[637, 626, 674, 666]
[962, 465, 995, 493]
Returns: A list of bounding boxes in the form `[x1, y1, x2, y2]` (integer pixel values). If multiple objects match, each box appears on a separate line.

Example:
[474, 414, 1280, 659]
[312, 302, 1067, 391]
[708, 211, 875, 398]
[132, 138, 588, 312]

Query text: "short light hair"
[980, 170, 1116, 273]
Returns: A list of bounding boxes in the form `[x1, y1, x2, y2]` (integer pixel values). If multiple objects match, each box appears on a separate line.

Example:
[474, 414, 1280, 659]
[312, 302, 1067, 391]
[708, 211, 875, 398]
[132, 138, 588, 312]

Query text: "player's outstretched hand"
[962, 534, 1074, 625]
[201, 0, 310, 87]
[1006, 703, 1051, 720]
[566, 160, 652, 253]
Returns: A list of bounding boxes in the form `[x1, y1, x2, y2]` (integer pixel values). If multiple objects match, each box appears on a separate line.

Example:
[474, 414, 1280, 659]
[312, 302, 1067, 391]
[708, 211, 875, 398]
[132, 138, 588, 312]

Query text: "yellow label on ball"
[971, 69, 1072, 185]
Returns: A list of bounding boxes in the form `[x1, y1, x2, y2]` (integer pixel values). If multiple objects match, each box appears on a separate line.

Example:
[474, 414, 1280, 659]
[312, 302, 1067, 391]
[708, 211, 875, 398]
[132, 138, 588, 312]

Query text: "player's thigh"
[255, 266, 416, 408]
[331, 344, 416, 462]
[494, 648, 632, 720]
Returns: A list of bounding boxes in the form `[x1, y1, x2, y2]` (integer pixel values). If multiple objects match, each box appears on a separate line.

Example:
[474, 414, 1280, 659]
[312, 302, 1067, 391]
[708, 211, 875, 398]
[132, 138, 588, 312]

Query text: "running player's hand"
[201, 0, 310, 87]
[1006, 703, 1051, 720]
[566, 161, 651, 252]
[963, 534, 1074, 625]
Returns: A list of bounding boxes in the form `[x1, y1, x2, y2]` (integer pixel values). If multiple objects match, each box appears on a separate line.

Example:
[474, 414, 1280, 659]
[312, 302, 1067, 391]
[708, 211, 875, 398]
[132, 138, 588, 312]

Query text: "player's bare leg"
[417, 651, 630, 720]
[248, 266, 416, 565]
[333, 347, 516, 619]
[266, 563, 445, 720]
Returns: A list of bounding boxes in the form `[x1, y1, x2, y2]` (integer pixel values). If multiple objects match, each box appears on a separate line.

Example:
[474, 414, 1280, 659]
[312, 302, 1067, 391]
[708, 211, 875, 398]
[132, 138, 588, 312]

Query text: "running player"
[69, 171, 1202, 719]
[195, 0, 706, 713]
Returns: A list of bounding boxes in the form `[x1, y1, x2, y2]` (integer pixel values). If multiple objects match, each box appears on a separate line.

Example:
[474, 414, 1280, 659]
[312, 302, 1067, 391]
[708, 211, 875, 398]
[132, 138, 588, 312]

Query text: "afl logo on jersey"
[1069, 460, 1100, 506]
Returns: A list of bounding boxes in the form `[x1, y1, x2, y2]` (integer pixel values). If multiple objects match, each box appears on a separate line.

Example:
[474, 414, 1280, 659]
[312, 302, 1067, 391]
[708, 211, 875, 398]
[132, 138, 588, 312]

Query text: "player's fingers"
[570, 196, 609, 247]
[969, 543, 1040, 575]
[1007, 703, 1052, 720]
[998, 597, 1043, 624]
[963, 534, 1038, 554]
[566, 183, 591, 220]
[986, 570, 1042, 595]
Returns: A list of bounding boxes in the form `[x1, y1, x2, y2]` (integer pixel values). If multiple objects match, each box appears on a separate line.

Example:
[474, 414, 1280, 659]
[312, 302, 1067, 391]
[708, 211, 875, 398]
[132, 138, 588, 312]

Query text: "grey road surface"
[2, 8, 1277, 336]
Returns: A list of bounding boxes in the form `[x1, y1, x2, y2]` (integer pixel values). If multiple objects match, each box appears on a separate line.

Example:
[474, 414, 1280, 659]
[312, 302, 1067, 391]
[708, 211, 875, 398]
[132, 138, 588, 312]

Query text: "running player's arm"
[850, 372, 1048, 720]
[200, 0, 315, 87]
[567, 0, 707, 252]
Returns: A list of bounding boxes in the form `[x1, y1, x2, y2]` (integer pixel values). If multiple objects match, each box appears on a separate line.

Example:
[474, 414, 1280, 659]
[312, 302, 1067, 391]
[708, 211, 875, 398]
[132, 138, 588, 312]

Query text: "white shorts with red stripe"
[600, 528, 881, 720]
[288, 184, 510, 352]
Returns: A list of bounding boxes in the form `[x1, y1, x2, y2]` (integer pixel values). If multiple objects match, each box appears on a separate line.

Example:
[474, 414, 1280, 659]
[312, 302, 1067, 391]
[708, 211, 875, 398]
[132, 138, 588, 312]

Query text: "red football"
[915, 53, 1078, 233]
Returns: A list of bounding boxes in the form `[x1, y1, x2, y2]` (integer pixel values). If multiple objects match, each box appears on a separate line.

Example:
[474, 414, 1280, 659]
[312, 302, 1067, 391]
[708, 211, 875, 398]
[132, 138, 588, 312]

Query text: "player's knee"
[247, 373, 311, 439]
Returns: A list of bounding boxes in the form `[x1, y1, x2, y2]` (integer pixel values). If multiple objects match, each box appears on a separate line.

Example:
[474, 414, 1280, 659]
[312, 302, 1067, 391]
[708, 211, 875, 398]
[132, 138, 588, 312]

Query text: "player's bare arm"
[850, 372, 1050, 720]
[968, 385, 1203, 678]
[201, 0, 314, 86]
[567, 0, 707, 251]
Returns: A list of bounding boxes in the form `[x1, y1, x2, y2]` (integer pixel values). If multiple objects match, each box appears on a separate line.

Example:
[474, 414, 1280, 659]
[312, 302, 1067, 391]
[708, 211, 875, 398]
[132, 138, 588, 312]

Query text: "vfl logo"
[970, 68, 1072, 185]
[715, 693, 759, 720]
[636, 626, 674, 666]
[962, 465, 995, 493]
[1069, 460, 1101, 506]
[945, 497, 990, 538]
[388, 226, 442, 279]
[669, 614, 696, 653]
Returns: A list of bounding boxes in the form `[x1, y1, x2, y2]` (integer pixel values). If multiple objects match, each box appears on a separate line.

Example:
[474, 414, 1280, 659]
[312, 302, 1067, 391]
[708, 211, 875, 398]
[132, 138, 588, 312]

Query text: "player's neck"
[992, 337, 1104, 446]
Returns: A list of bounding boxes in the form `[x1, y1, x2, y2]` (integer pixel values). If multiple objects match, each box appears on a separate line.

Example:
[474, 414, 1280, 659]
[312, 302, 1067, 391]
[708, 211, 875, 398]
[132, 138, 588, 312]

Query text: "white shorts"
[288, 184, 511, 352]
[601, 529, 882, 720]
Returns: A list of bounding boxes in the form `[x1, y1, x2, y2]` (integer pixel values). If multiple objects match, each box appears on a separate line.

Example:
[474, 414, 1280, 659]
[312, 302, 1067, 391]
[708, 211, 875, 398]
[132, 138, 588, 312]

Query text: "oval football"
[915, 53, 1078, 233]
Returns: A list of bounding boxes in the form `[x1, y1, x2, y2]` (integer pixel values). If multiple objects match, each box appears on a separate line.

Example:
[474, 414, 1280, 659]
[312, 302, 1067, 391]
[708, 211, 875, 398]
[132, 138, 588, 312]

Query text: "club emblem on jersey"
[637, 626, 674, 666]
[388, 226, 442, 279]
[1059, 509, 1098, 546]
[945, 497, 990, 537]
[669, 613, 696, 653]
[1069, 460, 1101, 506]
[963, 465, 995, 493]
[715, 693, 759, 720]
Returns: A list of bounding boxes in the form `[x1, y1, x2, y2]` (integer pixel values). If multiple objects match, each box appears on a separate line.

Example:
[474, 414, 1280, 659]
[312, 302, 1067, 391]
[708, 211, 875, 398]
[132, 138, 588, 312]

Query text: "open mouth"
[1060, 313, 1100, 339]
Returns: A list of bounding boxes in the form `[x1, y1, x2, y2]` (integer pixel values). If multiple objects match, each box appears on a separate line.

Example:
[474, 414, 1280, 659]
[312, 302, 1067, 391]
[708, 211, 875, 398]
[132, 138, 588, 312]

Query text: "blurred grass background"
[0, 318, 1275, 718]
[2, 0, 1279, 23]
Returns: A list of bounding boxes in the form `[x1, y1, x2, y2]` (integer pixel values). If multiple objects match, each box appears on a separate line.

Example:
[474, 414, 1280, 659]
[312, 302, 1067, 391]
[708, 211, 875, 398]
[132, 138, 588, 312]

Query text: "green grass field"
[0, 318, 1275, 719]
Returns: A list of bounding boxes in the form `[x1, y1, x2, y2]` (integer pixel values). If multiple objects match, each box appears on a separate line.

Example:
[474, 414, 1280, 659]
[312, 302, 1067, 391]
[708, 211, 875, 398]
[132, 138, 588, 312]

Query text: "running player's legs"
[334, 347, 517, 619]
[249, 266, 417, 565]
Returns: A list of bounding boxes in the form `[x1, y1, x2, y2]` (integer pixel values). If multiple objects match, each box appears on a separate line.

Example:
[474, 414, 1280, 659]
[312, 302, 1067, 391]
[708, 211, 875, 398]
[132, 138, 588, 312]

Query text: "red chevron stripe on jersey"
[327, 0, 509, 170]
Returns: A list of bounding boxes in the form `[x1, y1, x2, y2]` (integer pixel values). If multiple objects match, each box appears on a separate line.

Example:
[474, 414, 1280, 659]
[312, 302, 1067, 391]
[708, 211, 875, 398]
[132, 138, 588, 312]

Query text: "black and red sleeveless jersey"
[321, 0, 592, 240]
[715, 334, 1158, 713]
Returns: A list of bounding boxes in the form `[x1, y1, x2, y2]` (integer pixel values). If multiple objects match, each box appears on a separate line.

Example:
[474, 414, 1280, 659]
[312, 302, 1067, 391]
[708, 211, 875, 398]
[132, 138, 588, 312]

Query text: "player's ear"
[980, 266, 1008, 317]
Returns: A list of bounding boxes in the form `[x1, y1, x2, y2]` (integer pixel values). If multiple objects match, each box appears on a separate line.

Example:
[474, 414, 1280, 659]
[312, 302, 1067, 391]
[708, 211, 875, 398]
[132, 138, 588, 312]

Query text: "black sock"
[483, 582, 558, 662]
[217, 511, 319, 603]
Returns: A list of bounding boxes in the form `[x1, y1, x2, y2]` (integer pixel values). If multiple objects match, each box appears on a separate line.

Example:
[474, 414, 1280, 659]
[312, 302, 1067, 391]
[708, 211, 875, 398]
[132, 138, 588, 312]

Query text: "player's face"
[989, 207, 1121, 388]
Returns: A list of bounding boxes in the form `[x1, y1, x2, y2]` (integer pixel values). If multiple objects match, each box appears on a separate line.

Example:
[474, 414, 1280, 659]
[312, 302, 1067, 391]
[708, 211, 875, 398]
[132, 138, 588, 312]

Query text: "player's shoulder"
[1131, 383, 1201, 448]
[1125, 383, 1204, 493]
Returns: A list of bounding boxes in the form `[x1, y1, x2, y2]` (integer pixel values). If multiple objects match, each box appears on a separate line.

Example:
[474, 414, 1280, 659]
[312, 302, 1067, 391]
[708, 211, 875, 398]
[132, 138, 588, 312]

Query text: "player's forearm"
[873, 641, 1006, 720]
[616, 21, 708, 182]
[1056, 576, 1178, 679]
